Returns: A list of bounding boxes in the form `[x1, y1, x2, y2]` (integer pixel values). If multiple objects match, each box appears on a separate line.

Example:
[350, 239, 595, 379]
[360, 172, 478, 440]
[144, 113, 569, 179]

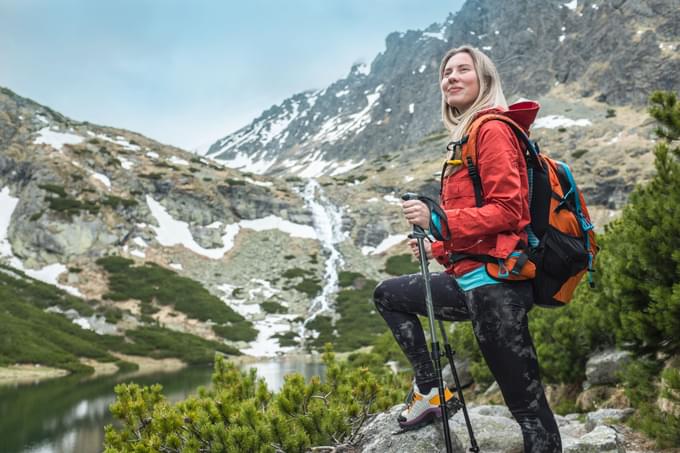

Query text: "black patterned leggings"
[374, 272, 562, 453]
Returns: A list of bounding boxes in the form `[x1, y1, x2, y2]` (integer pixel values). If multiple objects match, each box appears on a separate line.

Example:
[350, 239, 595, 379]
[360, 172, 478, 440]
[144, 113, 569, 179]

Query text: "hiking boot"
[397, 383, 459, 430]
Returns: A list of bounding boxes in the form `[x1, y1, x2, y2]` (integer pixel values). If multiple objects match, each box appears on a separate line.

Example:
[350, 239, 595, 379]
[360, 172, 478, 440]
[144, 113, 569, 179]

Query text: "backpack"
[441, 113, 598, 308]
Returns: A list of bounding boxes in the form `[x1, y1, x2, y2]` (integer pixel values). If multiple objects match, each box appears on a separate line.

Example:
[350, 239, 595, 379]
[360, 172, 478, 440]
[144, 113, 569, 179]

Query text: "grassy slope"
[96, 256, 257, 342]
[0, 264, 239, 374]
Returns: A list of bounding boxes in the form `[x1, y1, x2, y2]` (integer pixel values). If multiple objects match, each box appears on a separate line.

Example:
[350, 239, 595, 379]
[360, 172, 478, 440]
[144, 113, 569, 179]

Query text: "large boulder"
[354, 404, 465, 453]
[442, 358, 473, 390]
[449, 405, 524, 453]
[585, 349, 632, 388]
[563, 425, 625, 453]
[585, 408, 635, 432]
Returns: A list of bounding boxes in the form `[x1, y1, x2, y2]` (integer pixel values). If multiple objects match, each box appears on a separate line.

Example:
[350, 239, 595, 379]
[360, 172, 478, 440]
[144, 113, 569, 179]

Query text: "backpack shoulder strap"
[461, 114, 537, 166]
[460, 114, 534, 207]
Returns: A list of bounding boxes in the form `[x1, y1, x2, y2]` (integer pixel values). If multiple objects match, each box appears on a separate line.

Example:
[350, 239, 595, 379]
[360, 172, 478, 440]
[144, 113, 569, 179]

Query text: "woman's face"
[441, 52, 480, 113]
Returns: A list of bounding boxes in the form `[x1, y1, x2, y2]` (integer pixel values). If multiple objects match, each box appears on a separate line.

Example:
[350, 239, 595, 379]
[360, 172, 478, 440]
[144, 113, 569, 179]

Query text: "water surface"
[0, 356, 324, 453]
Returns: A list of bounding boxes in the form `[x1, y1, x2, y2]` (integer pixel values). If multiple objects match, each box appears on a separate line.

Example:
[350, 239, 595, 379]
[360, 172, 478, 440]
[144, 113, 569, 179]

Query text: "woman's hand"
[408, 238, 433, 260]
[402, 199, 431, 229]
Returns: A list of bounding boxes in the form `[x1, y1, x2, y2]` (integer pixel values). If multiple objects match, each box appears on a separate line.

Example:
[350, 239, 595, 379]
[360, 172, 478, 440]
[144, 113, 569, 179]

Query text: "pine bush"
[104, 346, 409, 452]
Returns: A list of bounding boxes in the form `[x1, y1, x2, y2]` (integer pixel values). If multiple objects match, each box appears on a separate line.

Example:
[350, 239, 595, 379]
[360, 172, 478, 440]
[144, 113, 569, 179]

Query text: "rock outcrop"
[354, 403, 634, 452]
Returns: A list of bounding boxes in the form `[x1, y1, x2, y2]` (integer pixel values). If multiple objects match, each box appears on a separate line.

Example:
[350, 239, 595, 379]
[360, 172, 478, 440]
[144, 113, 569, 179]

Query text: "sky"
[0, 0, 464, 150]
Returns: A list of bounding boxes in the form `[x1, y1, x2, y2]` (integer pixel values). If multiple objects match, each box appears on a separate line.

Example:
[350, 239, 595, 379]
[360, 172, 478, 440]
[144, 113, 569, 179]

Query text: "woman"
[373, 46, 562, 452]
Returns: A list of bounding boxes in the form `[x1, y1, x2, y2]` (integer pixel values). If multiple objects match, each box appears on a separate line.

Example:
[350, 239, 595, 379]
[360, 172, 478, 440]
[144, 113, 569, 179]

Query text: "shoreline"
[0, 354, 187, 386]
[0, 349, 347, 386]
[0, 364, 70, 386]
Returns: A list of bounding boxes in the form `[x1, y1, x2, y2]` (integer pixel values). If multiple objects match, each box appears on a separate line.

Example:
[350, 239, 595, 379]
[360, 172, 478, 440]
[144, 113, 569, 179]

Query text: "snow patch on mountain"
[89, 132, 141, 151]
[361, 234, 408, 256]
[0, 187, 19, 259]
[146, 196, 317, 259]
[313, 84, 383, 144]
[533, 115, 592, 129]
[214, 150, 276, 174]
[168, 156, 190, 166]
[90, 172, 111, 190]
[34, 128, 84, 150]
[146, 195, 240, 259]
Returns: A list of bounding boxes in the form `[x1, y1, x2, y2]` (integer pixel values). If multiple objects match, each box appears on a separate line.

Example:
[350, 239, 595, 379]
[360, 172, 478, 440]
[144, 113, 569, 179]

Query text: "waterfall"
[300, 179, 346, 330]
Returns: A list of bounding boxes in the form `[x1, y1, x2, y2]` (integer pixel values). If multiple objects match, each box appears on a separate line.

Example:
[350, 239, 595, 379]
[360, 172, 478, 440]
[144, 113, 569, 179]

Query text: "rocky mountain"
[206, 0, 679, 182]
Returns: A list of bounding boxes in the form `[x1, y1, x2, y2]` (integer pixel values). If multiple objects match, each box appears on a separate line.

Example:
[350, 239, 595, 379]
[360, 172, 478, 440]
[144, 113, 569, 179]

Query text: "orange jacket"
[431, 101, 540, 276]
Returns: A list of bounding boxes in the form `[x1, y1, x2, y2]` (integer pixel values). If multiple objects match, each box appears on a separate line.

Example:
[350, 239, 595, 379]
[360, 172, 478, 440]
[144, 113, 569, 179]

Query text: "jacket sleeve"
[431, 240, 449, 266]
[444, 122, 525, 243]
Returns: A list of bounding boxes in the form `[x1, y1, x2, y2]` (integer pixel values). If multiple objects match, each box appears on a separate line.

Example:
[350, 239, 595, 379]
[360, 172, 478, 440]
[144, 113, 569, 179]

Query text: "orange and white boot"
[397, 383, 459, 430]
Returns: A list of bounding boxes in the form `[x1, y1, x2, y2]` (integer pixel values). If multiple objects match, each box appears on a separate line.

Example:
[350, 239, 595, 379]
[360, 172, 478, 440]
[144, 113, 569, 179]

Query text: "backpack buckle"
[497, 259, 509, 278]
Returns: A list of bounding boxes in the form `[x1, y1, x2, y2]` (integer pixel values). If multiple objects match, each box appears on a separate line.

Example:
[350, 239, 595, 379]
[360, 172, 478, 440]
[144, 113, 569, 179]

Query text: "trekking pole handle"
[401, 193, 428, 238]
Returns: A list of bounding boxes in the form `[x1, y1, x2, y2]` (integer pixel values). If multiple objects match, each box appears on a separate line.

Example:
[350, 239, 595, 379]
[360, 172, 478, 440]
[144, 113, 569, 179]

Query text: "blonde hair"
[439, 46, 508, 141]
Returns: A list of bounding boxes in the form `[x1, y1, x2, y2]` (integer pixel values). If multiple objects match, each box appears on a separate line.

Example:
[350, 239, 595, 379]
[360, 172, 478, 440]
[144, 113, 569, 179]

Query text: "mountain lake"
[0, 356, 325, 453]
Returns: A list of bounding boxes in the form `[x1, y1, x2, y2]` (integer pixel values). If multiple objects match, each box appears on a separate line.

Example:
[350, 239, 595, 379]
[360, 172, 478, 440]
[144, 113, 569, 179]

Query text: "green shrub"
[305, 278, 386, 352]
[306, 316, 334, 349]
[282, 268, 310, 279]
[101, 195, 138, 209]
[102, 306, 124, 323]
[384, 254, 420, 276]
[154, 161, 180, 170]
[273, 331, 299, 347]
[622, 359, 680, 448]
[332, 279, 386, 351]
[606, 108, 616, 118]
[38, 184, 67, 198]
[338, 271, 365, 288]
[104, 347, 409, 452]
[572, 149, 589, 159]
[116, 326, 239, 363]
[449, 322, 493, 387]
[213, 323, 259, 342]
[261, 301, 288, 314]
[139, 173, 163, 180]
[47, 196, 99, 215]
[294, 278, 322, 297]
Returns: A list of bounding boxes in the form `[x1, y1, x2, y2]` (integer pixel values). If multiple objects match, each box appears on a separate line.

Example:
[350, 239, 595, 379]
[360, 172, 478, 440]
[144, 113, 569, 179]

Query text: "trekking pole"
[403, 194, 453, 453]
[438, 320, 480, 452]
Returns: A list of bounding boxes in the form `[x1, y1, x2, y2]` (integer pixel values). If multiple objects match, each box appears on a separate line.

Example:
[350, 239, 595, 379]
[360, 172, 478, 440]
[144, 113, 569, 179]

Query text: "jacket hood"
[474, 101, 540, 133]
[504, 101, 540, 132]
